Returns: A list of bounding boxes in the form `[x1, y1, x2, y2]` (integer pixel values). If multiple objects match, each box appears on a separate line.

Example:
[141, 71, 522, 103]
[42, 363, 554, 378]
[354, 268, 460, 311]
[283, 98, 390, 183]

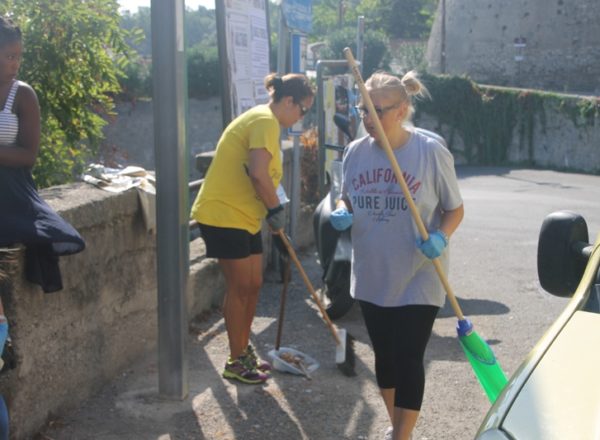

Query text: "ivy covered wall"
[414, 75, 600, 174]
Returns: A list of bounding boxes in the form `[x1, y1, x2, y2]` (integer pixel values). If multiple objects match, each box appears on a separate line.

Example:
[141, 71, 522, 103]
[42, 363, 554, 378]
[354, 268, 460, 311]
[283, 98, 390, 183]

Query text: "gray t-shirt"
[341, 130, 463, 307]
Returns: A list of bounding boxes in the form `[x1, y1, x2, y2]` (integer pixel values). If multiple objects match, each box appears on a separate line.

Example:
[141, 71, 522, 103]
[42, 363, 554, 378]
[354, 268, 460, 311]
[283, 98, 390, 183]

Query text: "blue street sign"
[291, 33, 307, 74]
[282, 0, 312, 34]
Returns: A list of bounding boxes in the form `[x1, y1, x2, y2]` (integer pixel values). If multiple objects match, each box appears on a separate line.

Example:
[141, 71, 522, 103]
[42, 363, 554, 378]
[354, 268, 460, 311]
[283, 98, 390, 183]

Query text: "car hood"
[502, 310, 600, 439]
[477, 232, 600, 439]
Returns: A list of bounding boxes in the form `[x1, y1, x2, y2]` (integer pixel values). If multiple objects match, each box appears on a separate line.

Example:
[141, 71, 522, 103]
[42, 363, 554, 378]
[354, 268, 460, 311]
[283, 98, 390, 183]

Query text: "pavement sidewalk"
[37, 250, 489, 440]
[37, 252, 393, 440]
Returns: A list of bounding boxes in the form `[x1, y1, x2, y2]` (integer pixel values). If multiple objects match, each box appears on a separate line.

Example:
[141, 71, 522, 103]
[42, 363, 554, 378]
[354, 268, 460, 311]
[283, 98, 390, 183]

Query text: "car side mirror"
[537, 210, 590, 297]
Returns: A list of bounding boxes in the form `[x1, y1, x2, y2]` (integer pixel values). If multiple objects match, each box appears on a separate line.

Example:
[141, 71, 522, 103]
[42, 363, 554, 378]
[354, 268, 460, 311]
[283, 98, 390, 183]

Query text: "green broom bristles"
[458, 322, 508, 403]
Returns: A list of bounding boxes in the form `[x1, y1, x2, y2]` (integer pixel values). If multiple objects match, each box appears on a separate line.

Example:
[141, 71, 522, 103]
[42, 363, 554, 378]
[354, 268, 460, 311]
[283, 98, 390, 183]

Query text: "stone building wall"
[426, 0, 600, 94]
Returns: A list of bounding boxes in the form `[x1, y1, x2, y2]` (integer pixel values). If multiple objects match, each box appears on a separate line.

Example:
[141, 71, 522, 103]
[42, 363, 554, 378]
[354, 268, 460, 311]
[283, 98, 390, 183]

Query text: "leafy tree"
[120, 6, 152, 56]
[184, 6, 217, 49]
[356, 0, 436, 39]
[1, 0, 137, 187]
[312, 0, 435, 40]
[312, 0, 365, 36]
[320, 27, 391, 77]
[119, 5, 220, 99]
[187, 44, 221, 99]
[119, 5, 217, 58]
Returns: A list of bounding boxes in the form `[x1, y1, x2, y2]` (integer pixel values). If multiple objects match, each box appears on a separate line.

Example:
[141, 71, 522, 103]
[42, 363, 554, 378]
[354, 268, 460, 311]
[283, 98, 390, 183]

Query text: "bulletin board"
[216, 0, 272, 124]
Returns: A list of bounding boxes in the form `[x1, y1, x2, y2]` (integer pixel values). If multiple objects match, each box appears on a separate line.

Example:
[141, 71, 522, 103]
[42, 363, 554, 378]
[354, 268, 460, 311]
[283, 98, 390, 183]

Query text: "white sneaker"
[383, 426, 414, 440]
[383, 426, 393, 440]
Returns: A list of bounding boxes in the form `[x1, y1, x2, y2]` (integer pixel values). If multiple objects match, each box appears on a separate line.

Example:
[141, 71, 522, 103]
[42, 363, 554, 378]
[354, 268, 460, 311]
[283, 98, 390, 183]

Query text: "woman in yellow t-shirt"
[191, 72, 314, 384]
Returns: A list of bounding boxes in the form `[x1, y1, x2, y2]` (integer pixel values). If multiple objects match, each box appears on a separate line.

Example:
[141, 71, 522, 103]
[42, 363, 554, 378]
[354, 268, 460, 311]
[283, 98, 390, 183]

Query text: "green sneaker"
[246, 344, 272, 373]
[222, 355, 269, 384]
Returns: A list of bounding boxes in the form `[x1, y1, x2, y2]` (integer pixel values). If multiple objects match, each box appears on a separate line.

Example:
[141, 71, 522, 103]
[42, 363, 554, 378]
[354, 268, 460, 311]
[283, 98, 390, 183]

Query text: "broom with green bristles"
[343, 47, 507, 402]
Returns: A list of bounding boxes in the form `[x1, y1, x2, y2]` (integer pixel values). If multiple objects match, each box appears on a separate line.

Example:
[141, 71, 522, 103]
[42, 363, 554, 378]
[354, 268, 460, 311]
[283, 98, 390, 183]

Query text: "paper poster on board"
[218, 0, 271, 121]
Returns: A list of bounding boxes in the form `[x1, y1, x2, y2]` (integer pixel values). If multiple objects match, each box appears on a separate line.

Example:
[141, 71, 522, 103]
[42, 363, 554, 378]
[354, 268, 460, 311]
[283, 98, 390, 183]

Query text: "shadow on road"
[437, 297, 510, 319]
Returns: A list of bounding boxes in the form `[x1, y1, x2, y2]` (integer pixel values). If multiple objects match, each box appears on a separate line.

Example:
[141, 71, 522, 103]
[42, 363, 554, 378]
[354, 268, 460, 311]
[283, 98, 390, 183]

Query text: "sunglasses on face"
[297, 103, 309, 116]
[355, 104, 399, 119]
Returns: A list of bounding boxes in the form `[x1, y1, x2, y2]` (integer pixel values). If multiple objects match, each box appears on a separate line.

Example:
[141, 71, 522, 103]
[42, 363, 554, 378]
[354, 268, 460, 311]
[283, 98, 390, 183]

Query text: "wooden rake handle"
[276, 231, 342, 345]
[275, 257, 291, 351]
[343, 48, 465, 321]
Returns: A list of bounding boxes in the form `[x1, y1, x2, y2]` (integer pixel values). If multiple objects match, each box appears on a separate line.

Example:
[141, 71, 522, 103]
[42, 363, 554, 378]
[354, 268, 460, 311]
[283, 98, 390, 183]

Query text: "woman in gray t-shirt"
[330, 71, 464, 440]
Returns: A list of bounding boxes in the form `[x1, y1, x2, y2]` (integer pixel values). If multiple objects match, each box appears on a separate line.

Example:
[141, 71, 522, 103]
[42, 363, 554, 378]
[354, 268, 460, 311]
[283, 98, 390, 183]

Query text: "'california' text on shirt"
[351, 167, 421, 194]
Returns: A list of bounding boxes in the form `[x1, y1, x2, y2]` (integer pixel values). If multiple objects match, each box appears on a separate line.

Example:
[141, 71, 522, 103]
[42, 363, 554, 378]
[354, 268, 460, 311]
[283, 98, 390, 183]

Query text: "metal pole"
[289, 136, 300, 241]
[356, 16, 364, 74]
[216, 0, 233, 126]
[277, 5, 288, 75]
[277, 4, 294, 245]
[316, 61, 325, 197]
[288, 32, 304, 242]
[151, 0, 189, 400]
[441, 0, 447, 74]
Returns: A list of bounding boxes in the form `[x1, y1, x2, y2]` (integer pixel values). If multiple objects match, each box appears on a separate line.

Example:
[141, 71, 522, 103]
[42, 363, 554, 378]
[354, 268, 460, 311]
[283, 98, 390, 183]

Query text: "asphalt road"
[40, 166, 600, 440]
[419, 166, 600, 439]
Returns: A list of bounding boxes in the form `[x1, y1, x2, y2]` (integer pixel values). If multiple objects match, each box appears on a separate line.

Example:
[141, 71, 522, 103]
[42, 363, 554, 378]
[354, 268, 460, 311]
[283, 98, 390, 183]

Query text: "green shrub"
[2, 0, 135, 188]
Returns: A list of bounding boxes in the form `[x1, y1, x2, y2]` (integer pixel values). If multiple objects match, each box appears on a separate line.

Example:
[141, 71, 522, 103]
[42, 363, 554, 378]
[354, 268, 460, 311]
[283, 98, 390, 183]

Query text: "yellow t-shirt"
[190, 105, 282, 234]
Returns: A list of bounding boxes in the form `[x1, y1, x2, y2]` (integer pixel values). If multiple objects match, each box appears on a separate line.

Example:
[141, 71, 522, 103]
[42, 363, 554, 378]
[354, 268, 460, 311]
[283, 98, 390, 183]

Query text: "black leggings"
[359, 300, 439, 410]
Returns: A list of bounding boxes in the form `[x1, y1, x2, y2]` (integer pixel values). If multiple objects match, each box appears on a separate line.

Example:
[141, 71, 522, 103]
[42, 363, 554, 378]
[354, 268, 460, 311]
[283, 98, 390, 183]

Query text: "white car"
[476, 210, 600, 439]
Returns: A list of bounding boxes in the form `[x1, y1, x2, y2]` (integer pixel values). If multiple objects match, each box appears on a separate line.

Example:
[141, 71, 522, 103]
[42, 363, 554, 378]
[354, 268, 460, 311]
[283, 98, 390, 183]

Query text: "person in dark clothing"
[0, 16, 84, 294]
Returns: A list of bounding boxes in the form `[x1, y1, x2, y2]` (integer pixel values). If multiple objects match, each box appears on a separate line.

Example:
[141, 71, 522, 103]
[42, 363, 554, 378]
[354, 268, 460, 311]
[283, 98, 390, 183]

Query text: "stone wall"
[426, 0, 600, 93]
[0, 185, 161, 439]
[101, 96, 224, 180]
[414, 86, 600, 173]
[0, 184, 229, 439]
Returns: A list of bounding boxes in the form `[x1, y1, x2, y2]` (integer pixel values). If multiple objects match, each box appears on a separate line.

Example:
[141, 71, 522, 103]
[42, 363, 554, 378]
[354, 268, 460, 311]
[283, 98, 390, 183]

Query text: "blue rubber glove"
[0, 321, 7, 356]
[0, 395, 7, 440]
[416, 230, 448, 259]
[330, 207, 353, 231]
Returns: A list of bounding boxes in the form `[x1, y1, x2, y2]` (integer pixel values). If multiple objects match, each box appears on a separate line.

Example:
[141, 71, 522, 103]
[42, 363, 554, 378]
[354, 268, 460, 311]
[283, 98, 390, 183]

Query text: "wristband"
[267, 204, 284, 218]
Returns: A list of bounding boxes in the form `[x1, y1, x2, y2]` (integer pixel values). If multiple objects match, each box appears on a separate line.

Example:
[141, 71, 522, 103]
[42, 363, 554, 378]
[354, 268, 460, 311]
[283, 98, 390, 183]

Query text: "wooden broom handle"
[277, 231, 342, 345]
[343, 48, 465, 321]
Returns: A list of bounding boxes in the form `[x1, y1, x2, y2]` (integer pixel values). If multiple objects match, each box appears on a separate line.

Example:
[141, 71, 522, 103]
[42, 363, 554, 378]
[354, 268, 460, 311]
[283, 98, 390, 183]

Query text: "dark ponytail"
[264, 72, 314, 104]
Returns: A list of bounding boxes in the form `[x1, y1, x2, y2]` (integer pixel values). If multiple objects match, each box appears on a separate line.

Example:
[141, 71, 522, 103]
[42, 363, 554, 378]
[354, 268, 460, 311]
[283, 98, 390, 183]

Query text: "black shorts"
[198, 223, 263, 259]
